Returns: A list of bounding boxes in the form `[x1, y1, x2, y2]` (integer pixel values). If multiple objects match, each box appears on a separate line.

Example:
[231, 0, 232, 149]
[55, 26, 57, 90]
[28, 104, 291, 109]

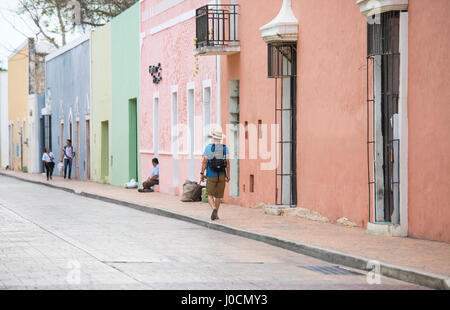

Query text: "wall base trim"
[367, 222, 407, 237]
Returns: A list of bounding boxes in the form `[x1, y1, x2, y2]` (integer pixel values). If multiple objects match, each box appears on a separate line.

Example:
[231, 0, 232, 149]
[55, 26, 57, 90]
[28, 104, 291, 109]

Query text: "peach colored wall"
[221, 2, 279, 207]
[139, 0, 449, 242]
[294, 0, 367, 226]
[140, 0, 217, 194]
[407, 0, 450, 242]
[222, 0, 368, 226]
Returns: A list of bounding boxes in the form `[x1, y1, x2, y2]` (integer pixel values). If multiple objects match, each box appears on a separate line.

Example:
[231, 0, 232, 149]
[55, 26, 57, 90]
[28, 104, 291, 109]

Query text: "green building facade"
[111, 3, 141, 186]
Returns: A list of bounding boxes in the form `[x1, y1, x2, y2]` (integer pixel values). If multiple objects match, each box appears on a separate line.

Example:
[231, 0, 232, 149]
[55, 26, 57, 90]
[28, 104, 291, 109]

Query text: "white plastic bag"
[124, 179, 138, 189]
[57, 162, 64, 173]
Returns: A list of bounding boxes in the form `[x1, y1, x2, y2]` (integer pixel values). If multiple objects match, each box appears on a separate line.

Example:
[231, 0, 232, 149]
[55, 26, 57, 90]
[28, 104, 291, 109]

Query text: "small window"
[203, 87, 211, 148]
[258, 120, 262, 139]
[153, 97, 159, 156]
[171, 90, 179, 157]
[268, 43, 297, 78]
[245, 121, 248, 139]
[366, 11, 401, 224]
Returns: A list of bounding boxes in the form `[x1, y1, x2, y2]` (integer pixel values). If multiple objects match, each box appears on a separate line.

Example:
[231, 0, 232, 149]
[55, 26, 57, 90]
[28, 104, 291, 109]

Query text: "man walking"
[200, 129, 230, 221]
[139, 158, 159, 192]
[60, 139, 75, 179]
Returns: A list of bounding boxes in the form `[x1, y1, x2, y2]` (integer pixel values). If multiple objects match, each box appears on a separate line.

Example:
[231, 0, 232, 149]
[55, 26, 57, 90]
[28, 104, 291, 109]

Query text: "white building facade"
[0, 71, 8, 168]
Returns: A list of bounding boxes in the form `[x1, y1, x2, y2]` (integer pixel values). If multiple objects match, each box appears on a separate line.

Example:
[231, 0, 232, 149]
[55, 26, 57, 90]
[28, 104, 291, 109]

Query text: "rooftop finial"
[260, 0, 299, 43]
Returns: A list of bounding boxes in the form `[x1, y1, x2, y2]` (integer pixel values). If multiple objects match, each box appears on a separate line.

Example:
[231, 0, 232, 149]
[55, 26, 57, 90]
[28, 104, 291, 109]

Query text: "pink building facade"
[140, 0, 219, 196]
[141, 0, 450, 243]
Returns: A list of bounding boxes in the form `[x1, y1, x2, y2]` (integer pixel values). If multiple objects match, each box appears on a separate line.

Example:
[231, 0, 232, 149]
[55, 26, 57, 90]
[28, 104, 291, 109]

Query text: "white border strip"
[8, 40, 28, 61]
[46, 33, 91, 62]
[142, 0, 186, 22]
[202, 79, 212, 88]
[399, 11, 409, 237]
[187, 81, 195, 90]
[140, 150, 173, 155]
[140, 32, 146, 49]
[149, 9, 195, 35]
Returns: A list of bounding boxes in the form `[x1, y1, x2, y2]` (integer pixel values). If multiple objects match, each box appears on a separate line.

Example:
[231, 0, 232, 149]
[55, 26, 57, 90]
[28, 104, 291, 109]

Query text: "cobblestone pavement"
[2, 170, 449, 279]
[0, 176, 427, 289]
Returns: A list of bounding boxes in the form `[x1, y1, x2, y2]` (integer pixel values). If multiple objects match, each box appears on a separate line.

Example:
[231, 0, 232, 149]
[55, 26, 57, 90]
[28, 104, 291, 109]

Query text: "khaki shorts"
[206, 174, 226, 198]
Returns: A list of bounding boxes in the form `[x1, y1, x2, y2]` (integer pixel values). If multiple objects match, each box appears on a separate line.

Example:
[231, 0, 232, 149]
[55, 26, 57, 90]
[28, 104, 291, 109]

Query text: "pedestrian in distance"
[60, 139, 75, 179]
[200, 129, 230, 221]
[139, 158, 159, 192]
[42, 147, 55, 181]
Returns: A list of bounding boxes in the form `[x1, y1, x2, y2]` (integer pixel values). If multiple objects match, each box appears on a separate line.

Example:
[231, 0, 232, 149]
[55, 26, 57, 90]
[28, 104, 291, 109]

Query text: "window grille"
[366, 11, 401, 223]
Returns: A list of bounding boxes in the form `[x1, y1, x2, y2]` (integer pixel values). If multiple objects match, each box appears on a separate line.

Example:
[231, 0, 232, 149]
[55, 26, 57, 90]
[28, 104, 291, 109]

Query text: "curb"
[1, 171, 449, 290]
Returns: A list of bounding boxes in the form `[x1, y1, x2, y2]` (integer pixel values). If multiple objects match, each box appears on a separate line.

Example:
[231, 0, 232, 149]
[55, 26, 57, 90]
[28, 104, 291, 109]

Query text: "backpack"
[208, 144, 227, 173]
[191, 183, 205, 202]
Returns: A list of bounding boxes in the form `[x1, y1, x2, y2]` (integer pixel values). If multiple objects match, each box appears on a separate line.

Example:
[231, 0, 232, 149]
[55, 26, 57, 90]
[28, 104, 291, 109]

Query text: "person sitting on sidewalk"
[139, 158, 159, 193]
[42, 147, 55, 181]
[200, 129, 230, 221]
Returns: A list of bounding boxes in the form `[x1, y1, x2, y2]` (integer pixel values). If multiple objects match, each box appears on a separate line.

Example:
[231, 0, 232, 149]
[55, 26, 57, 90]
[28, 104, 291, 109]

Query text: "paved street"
[0, 176, 426, 290]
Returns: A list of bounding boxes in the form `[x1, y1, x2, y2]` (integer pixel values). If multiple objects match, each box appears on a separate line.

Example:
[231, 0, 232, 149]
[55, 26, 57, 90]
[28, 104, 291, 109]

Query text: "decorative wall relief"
[149, 63, 162, 84]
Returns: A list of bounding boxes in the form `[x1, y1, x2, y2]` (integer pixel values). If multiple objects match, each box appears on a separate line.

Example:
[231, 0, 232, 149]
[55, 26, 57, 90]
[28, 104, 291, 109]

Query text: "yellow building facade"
[7, 38, 50, 172]
[8, 43, 29, 172]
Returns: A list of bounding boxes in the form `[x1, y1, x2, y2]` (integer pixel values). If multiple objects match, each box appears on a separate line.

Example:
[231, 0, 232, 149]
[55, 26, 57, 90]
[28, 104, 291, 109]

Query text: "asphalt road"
[0, 175, 426, 290]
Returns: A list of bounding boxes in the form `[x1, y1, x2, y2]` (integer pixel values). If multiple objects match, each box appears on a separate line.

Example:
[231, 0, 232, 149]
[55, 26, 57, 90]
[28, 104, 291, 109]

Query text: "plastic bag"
[181, 180, 198, 202]
[57, 162, 64, 173]
[124, 179, 138, 189]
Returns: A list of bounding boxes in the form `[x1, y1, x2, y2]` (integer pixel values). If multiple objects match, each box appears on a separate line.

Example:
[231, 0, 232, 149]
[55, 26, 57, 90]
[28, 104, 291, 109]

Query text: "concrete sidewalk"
[1, 169, 449, 290]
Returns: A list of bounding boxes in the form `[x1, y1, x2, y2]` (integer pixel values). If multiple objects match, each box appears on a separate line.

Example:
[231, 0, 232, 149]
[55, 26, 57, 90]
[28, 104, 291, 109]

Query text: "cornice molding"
[356, 0, 408, 16]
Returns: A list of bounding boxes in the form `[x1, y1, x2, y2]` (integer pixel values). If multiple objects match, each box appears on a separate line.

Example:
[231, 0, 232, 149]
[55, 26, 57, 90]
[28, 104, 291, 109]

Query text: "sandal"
[211, 209, 218, 221]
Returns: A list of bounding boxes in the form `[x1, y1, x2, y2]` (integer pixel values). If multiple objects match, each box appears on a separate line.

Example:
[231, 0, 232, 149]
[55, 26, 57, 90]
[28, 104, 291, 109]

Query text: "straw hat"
[208, 128, 226, 140]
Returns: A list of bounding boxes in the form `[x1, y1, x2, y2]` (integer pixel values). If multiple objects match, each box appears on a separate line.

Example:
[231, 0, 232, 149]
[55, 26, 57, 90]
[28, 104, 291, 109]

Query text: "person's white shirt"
[42, 152, 55, 163]
[63, 146, 75, 160]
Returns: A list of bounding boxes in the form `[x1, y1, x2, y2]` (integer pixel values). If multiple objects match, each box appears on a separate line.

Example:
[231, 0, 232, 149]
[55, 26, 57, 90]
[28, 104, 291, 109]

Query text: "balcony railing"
[195, 4, 239, 55]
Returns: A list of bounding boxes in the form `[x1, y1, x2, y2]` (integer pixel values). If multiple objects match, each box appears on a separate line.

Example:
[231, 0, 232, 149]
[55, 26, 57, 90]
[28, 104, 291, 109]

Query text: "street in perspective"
[0, 175, 427, 290]
[0, 0, 449, 296]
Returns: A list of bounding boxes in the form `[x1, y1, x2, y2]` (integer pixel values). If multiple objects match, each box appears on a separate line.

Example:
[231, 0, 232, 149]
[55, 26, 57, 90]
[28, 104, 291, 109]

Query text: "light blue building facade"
[45, 35, 91, 180]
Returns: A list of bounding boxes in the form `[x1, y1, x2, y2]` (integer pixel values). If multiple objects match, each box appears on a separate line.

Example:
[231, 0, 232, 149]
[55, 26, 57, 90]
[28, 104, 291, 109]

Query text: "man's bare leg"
[207, 195, 215, 210]
[214, 198, 221, 219]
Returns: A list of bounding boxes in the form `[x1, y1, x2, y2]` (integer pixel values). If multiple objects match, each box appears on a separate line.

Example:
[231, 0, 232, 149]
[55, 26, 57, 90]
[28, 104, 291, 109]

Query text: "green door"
[101, 120, 109, 181]
[129, 98, 138, 181]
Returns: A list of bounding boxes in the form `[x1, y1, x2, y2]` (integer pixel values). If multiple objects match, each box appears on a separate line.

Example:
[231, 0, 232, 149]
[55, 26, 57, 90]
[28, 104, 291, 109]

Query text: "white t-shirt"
[42, 152, 55, 163]
[63, 146, 75, 159]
